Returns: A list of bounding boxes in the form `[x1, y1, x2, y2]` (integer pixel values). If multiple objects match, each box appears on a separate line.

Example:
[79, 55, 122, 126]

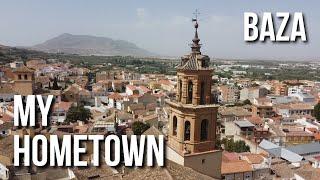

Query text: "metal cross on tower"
[192, 9, 200, 22]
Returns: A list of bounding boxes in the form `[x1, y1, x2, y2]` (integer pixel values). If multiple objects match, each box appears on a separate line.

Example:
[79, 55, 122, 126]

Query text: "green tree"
[243, 99, 252, 105]
[221, 138, 250, 153]
[132, 121, 150, 135]
[314, 103, 320, 121]
[66, 105, 92, 123]
[52, 77, 60, 90]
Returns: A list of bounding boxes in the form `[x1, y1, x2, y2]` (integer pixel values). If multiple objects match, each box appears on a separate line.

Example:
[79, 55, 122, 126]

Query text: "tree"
[132, 121, 150, 135]
[243, 99, 252, 105]
[314, 103, 320, 122]
[221, 138, 250, 153]
[66, 105, 92, 123]
[52, 77, 60, 90]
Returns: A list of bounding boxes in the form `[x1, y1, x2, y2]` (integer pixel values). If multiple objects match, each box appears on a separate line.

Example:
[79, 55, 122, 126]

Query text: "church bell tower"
[167, 18, 218, 154]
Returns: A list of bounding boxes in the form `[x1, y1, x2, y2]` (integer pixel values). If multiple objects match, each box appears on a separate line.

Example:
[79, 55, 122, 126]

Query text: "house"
[252, 98, 274, 118]
[92, 111, 116, 134]
[126, 85, 139, 95]
[310, 155, 320, 168]
[142, 114, 158, 128]
[240, 153, 270, 179]
[290, 92, 316, 103]
[258, 139, 303, 166]
[152, 92, 166, 106]
[9, 61, 24, 69]
[234, 120, 255, 137]
[132, 93, 157, 106]
[221, 156, 254, 180]
[283, 128, 314, 145]
[218, 85, 240, 104]
[245, 116, 264, 127]
[62, 84, 92, 103]
[0, 86, 16, 103]
[116, 111, 133, 127]
[96, 71, 113, 82]
[107, 92, 126, 110]
[275, 103, 314, 117]
[294, 164, 320, 180]
[273, 83, 288, 96]
[126, 85, 151, 96]
[240, 87, 268, 102]
[158, 79, 175, 92]
[253, 127, 271, 144]
[50, 101, 73, 124]
[267, 95, 297, 105]
[219, 107, 252, 122]
[286, 142, 320, 157]
[0, 122, 12, 137]
[0, 163, 9, 180]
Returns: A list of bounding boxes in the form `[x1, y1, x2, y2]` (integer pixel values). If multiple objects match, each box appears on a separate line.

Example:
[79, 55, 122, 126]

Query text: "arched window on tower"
[200, 81, 205, 105]
[184, 121, 191, 141]
[179, 80, 182, 102]
[187, 81, 193, 104]
[201, 119, 208, 141]
[173, 116, 177, 136]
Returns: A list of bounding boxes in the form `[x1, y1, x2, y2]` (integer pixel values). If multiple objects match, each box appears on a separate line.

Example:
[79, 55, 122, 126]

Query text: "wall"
[184, 150, 222, 179]
[166, 146, 184, 166]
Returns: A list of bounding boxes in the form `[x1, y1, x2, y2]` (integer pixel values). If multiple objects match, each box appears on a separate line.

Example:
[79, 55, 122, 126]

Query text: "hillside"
[31, 33, 155, 57]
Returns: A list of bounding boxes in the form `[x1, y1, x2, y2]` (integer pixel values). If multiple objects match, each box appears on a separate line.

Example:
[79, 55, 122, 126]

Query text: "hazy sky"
[0, 0, 319, 60]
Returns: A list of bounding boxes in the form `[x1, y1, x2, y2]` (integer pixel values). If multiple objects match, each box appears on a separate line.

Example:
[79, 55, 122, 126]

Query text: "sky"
[0, 0, 319, 60]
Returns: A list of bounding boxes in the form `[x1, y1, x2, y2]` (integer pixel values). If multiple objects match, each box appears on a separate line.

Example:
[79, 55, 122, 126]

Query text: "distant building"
[219, 85, 240, 104]
[0, 163, 9, 180]
[12, 66, 35, 96]
[275, 103, 314, 117]
[252, 98, 274, 118]
[290, 92, 315, 103]
[240, 87, 268, 102]
[9, 61, 24, 69]
[96, 71, 113, 82]
[273, 83, 288, 96]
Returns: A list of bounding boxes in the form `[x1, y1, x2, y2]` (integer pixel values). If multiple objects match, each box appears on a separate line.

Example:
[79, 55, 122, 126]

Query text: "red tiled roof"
[307, 128, 318, 133]
[314, 133, 320, 140]
[246, 116, 263, 125]
[139, 85, 151, 93]
[243, 154, 264, 164]
[159, 79, 171, 86]
[221, 160, 253, 175]
[0, 113, 13, 123]
[222, 152, 240, 162]
[126, 85, 137, 91]
[108, 93, 123, 100]
[53, 102, 73, 111]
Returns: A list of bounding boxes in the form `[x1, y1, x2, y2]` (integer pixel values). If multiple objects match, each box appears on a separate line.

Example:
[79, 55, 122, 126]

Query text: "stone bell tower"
[166, 15, 221, 179]
[13, 66, 35, 96]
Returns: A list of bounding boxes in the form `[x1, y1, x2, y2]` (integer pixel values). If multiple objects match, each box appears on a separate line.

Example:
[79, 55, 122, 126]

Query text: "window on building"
[18, 74, 22, 80]
[200, 81, 205, 105]
[173, 116, 177, 136]
[184, 121, 191, 141]
[201, 119, 208, 141]
[24, 74, 28, 80]
[187, 81, 193, 104]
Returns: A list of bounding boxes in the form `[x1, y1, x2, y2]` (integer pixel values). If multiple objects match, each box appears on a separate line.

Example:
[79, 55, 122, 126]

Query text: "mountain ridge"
[30, 33, 156, 57]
